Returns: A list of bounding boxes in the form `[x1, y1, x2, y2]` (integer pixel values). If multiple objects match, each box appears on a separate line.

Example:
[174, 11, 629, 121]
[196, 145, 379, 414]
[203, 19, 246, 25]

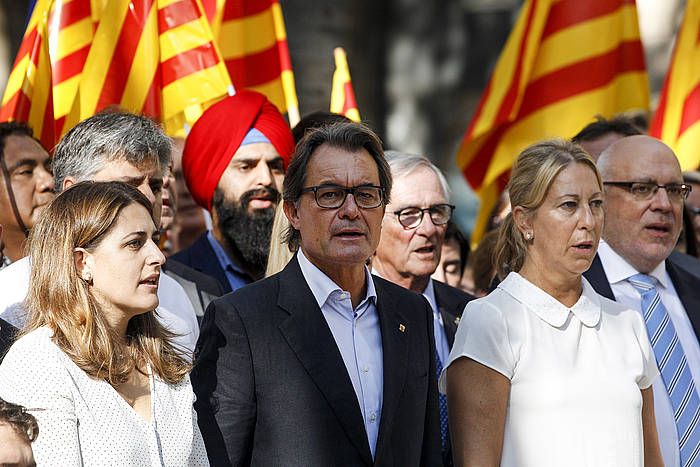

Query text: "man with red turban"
[172, 90, 294, 293]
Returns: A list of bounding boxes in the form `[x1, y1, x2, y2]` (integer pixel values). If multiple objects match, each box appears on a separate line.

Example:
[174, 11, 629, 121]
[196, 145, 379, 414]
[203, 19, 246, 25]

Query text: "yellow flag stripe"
[160, 16, 212, 62]
[120, 2, 159, 113]
[161, 62, 232, 120]
[218, 7, 276, 59]
[53, 17, 93, 60]
[531, 4, 639, 81]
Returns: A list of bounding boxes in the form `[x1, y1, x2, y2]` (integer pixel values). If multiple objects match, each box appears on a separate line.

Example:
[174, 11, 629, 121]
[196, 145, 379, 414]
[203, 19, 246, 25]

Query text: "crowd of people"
[0, 91, 698, 467]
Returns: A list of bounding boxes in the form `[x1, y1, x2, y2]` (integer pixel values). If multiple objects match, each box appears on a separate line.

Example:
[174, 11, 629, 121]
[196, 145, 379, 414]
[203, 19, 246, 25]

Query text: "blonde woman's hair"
[25, 181, 190, 385]
[494, 138, 602, 278]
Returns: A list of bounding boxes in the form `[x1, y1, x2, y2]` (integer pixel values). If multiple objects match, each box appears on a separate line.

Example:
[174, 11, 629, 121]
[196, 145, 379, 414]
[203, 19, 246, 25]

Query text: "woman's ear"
[512, 206, 533, 238]
[73, 248, 94, 283]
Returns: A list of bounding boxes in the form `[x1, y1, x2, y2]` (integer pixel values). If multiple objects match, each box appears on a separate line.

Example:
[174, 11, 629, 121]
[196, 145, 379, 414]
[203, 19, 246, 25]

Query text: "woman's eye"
[127, 239, 143, 249]
[561, 201, 577, 209]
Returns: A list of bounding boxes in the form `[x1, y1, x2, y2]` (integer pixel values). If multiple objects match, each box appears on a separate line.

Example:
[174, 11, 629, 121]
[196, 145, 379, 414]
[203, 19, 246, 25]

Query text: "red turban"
[182, 90, 295, 211]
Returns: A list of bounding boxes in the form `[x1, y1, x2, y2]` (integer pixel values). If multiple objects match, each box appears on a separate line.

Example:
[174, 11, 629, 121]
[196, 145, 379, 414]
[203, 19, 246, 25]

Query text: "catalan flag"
[650, 0, 700, 170]
[457, 0, 648, 244]
[206, 0, 300, 125]
[0, 0, 56, 149]
[65, 0, 232, 138]
[330, 47, 360, 122]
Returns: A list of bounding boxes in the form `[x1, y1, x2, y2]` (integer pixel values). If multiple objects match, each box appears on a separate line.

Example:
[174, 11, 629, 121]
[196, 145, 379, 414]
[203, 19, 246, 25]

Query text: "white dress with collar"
[0, 327, 209, 466]
[440, 272, 659, 467]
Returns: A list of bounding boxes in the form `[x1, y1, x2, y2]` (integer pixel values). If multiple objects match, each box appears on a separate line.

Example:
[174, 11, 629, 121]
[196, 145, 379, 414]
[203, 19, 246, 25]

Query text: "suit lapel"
[583, 254, 616, 300]
[190, 234, 232, 294]
[374, 281, 410, 461]
[276, 258, 373, 465]
[667, 260, 700, 341]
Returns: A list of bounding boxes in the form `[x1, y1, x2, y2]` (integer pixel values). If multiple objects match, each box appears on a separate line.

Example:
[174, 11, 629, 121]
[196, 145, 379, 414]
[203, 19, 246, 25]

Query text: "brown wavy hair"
[494, 138, 602, 278]
[25, 181, 190, 385]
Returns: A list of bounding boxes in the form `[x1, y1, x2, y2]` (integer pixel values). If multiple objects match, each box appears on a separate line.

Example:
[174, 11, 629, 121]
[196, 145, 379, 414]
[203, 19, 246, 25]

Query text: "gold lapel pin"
[454, 317, 461, 325]
[399, 324, 406, 333]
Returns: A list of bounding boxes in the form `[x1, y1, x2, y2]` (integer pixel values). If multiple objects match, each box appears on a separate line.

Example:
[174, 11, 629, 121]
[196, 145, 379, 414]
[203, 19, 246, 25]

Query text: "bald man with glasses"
[584, 135, 700, 467]
[372, 151, 474, 467]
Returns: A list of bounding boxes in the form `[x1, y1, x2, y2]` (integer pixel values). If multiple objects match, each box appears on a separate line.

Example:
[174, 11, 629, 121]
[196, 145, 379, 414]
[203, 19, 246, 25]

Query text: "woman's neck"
[518, 260, 582, 308]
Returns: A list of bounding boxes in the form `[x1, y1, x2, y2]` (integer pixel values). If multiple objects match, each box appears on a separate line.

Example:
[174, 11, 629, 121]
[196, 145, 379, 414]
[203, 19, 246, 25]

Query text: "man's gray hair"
[383, 150, 450, 199]
[53, 109, 172, 192]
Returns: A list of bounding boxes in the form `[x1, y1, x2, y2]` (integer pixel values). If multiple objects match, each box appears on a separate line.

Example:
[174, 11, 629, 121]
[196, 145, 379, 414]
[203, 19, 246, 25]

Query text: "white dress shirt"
[440, 272, 659, 467]
[0, 327, 209, 466]
[422, 280, 451, 365]
[598, 240, 700, 467]
[0, 256, 199, 358]
[297, 249, 383, 459]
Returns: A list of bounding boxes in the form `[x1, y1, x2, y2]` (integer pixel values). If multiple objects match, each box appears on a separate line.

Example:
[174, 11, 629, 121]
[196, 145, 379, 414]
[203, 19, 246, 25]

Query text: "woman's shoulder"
[1, 327, 66, 372]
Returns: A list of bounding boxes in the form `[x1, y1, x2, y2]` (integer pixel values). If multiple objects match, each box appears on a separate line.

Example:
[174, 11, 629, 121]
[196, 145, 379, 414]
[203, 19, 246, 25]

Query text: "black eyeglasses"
[393, 204, 455, 229]
[301, 184, 385, 209]
[603, 181, 691, 202]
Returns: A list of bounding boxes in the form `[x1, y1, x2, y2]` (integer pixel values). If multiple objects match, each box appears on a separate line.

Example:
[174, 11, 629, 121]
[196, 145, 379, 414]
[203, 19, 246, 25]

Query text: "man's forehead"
[92, 158, 160, 181]
[307, 145, 379, 183]
[3, 134, 49, 163]
[232, 142, 281, 162]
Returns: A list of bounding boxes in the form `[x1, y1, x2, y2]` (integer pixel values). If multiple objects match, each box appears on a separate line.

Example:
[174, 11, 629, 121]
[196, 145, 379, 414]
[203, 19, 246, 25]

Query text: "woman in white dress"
[442, 139, 664, 467]
[0, 181, 209, 466]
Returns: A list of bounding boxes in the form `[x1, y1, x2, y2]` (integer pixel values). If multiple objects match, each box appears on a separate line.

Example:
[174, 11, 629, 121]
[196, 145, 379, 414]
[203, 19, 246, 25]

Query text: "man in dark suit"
[0, 317, 16, 363]
[171, 90, 294, 294]
[372, 151, 474, 466]
[583, 135, 700, 467]
[192, 122, 441, 467]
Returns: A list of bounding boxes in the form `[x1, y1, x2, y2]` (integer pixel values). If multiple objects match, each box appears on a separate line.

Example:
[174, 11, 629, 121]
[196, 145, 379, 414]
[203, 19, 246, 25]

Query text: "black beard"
[213, 187, 279, 277]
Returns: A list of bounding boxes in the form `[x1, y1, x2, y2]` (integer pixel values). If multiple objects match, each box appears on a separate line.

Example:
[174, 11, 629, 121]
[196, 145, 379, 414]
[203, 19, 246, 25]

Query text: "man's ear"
[73, 247, 94, 282]
[62, 176, 77, 191]
[283, 199, 300, 231]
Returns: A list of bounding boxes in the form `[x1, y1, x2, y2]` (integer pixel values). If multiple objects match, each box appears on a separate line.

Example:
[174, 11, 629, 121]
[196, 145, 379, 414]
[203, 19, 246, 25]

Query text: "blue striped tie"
[629, 273, 700, 467]
[435, 351, 449, 452]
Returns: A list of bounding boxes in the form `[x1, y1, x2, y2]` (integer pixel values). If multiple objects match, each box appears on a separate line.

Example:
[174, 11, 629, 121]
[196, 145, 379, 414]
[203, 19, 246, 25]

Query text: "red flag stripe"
[225, 44, 282, 86]
[678, 82, 700, 137]
[649, 63, 672, 137]
[463, 125, 511, 188]
[53, 0, 92, 30]
[493, 0, 540, 125]
[0, 91, 31, 122]
[342, 81, 358, 112]
[517, 40, 645, 117]
[222, 0, 273, 20]
[95, 0, 153, 112]
[52, 44, 90, 84]
[158, 0, 201, 32]
[161, 42, 220, 87]
[542, 0, 635, 40]
[277, 38, 292, 72]
[141, 67, 162, 118]
[39, 92, 55, 150]
[464, 79, 494, 138]
[14, 28, 40, 67]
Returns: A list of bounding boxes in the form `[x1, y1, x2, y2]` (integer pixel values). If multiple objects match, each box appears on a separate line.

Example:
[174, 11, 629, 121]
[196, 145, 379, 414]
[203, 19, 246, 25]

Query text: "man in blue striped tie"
[584, 134, 700, 467]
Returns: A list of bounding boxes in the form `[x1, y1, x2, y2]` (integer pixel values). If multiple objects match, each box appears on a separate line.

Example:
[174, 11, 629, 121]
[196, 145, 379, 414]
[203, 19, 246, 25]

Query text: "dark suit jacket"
[433, 280, 474, 348]
[584, 252, 700, 340]
[0, 318, 17, 363]
[431, 280, 474, 467]
[163, 258, 224, 319]
[171, 233, 233, 294]
[192, 257, 442, 467]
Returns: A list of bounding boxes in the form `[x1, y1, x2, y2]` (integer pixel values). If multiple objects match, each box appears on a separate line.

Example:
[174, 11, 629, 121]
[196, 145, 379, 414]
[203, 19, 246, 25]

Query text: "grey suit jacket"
[191, 256, 442, 467]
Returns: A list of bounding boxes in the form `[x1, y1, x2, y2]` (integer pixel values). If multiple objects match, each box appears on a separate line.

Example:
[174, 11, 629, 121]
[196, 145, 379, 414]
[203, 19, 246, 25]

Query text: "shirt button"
[362, 366, 369, 373]
[340, 292, 349, 300]
[369, 412, 377, 423]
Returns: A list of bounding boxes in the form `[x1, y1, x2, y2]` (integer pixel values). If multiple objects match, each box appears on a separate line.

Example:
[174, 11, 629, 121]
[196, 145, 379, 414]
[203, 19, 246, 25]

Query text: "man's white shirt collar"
[597, 240, 668, 289]
[297, 249, 377, 309]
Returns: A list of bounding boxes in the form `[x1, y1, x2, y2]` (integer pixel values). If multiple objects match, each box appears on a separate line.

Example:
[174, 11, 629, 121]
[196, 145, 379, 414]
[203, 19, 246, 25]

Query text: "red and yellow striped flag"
[330, 47, 360, 122]
[205, 0, 300, 125]
[65, 0, 232, 138]
[457, 0, 649, 244]
[650, 0, 700, 170]
[0, 0, 56, 149]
